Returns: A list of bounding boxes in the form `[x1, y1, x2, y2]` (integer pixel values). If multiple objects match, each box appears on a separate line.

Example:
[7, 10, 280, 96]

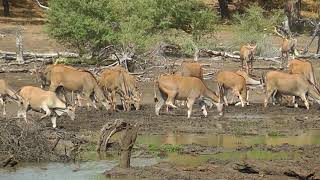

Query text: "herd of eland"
[0, 43, 319, 128]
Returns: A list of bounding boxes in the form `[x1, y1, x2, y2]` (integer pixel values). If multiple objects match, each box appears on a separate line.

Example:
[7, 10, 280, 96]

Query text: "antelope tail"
[260, 74, 267, 93]
[154, 79, 158, 103]
[217, 82, 224, 102]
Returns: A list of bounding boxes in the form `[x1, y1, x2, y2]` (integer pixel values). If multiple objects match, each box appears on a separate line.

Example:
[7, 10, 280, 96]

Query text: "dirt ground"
[1, 57, 320, 179]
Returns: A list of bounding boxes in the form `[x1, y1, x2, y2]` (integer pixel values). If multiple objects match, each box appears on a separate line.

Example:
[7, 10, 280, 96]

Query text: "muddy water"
[1, 130, 320, 180]
[0, 157, 158, 180]
[138, 130, 320, 148]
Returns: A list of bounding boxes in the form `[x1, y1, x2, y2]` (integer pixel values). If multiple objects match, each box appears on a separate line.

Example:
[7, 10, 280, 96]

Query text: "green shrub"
[232, 3, 284, 56]
[47, 0, 217, 59]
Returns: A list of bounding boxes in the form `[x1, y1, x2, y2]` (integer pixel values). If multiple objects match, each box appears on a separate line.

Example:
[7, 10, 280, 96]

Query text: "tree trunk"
[296, 0, 301, 18]
[2, 0, 9, 17]
[218, 0, 230, 19]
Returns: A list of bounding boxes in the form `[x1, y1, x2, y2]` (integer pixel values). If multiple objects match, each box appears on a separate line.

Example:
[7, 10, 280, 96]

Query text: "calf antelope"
[0, 79, 20, 116]
[264, 71, 320, 109]
[154, 74, 223, 118]
[17, 86, 75, 128]
[274, 27, 298, 68]
[240, 44, 257, 74]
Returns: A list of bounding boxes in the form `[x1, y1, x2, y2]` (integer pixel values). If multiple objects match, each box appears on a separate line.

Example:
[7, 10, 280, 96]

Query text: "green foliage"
[232, 3, 284, 56]
[47, 0, 217, 57]
[148, 144, 182, 153]
[268, 131, 286, 137]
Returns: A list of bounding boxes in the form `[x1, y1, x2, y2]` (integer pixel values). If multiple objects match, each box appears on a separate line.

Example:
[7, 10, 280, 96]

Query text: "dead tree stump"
[96, 119, 127, 152]
[119, 123, 139, 168]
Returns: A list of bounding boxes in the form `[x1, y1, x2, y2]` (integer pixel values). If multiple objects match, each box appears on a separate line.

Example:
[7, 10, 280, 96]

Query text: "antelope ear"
[251, 44, 257, 50]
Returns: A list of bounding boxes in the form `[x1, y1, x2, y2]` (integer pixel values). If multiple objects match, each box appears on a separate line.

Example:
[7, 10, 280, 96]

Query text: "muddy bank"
[105, 143, 320, 180]
[53, 103, 320, 137]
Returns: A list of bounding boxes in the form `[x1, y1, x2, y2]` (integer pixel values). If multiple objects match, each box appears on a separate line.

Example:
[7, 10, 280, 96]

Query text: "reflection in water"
[137, 130, 320, 148]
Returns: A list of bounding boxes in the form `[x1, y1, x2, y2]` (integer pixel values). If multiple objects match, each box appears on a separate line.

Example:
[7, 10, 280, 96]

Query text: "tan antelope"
[274, 27, 298, 68]
[174, 61, 203, 107]
[216, 71, 247, 107]
[112, 66, 142, 110]
[0, 79, 20, 116]
[154, 74, 223, 118]
[34, 64, 84, 106]
[99, 68, 131, 111]
[176, 61, 203, 79]
[216, 70, 262, 107]
[264, 71, 320, 109]
[235, 70, 263, 104]
[240, 44, 257, 74]
[288, 59, 316, 85]
[273, 59, 316, 107]
[48, 65, 110, 110]
[17, 86, 75, 128]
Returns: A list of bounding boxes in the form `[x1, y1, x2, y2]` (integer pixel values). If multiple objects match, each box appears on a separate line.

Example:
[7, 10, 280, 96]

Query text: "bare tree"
[2, 0, 9, 17]
[218, 0, 230, 19]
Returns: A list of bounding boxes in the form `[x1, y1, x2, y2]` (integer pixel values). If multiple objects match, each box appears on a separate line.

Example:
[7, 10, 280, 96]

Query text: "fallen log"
[0, 50, 79, 61]
[0, 68, 32, 73]
[201, 49, 282, 64]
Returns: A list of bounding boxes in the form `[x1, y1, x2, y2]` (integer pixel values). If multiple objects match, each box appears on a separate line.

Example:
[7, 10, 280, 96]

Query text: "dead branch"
[1, 155, 14, 167]
[34, 0, 49, 10]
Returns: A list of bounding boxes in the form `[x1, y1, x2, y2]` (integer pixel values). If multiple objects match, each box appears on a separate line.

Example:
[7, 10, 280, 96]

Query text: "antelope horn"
[273, 26, 286, 39]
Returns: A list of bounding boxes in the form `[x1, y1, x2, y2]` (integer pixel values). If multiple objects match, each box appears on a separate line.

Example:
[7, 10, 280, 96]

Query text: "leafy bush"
[232, 3, 284, 56]
[47, 0, 217, 58]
